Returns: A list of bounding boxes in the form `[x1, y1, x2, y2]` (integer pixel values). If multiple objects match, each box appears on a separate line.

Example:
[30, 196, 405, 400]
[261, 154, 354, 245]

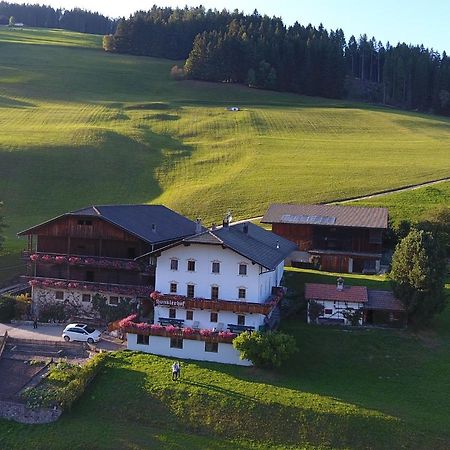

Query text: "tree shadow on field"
[0, 127, 194, 235]
[0, 95, 36, 109]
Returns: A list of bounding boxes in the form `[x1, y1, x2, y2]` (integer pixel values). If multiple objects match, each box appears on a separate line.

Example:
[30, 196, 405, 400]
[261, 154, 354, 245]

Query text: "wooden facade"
[21, 215, 154, 290]
[272, 223, 384, 274]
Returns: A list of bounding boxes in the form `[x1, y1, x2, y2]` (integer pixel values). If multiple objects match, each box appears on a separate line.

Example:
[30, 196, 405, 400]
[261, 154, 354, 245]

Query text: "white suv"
[62, 323, 101, 344]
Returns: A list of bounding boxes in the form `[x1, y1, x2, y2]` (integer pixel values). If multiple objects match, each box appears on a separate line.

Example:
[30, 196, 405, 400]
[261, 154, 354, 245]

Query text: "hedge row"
[23, 352, 108, 410]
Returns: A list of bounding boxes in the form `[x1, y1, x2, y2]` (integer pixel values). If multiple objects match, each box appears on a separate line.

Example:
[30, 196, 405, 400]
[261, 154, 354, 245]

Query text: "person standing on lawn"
[172, 361, 178, 381]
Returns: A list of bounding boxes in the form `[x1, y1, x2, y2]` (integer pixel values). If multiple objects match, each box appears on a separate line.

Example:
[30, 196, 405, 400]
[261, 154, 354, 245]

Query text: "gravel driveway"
[0, 322, 125, 351]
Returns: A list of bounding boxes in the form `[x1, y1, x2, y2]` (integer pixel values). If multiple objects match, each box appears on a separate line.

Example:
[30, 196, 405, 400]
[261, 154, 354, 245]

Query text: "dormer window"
[187, 260, 196, 272]
[239, 264, 247, 276]
[170, 259, 178, 271]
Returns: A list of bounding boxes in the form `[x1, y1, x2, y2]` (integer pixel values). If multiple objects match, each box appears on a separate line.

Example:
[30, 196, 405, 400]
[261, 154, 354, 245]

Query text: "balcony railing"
[25, 252, 154, 272]
[25, 276, 153, 297]
[150, 287, 285, 316]
[116, 314, 237, 343]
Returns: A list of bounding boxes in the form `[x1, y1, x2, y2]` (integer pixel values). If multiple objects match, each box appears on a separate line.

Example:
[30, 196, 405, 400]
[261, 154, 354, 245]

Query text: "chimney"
[336, 277, 344, 291]
[195, 218, 202, 234]
[151, 223, 156, 232]
[222, 210, 233, 228]
[243, 222, 249, 234]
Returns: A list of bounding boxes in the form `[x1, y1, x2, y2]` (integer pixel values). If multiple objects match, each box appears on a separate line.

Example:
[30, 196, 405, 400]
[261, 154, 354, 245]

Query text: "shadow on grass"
[0, 95, 36, 109]
[0, 126, 194, 238]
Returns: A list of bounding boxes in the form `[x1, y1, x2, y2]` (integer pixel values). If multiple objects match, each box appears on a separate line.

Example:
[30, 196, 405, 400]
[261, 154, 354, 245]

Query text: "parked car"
[62, 323, 101, 344]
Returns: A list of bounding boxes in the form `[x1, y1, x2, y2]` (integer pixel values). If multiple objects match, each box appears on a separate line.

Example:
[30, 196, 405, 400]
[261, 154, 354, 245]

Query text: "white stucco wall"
[307, 299, 364, 325]
[155, 243, 283, 303]
[127, 333, 252, 366]
[154, 305, 265, 330]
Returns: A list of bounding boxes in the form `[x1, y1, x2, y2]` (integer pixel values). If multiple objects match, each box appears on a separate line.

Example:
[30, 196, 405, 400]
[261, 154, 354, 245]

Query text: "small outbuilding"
[305, 279, 407, 328]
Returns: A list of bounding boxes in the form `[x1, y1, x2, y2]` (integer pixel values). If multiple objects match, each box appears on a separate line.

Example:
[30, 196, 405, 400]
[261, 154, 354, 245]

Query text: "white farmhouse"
[305, 279, 367, 325]
[125, 220, 297, 365]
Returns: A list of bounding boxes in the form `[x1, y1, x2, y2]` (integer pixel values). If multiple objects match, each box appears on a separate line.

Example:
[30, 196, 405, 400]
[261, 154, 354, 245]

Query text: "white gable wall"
[155, 243, 283, 303]
[307, 299, 365, 325]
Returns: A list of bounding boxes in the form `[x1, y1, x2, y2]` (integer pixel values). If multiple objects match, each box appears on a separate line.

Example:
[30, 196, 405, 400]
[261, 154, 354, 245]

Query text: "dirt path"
[234, 176, 450, 224]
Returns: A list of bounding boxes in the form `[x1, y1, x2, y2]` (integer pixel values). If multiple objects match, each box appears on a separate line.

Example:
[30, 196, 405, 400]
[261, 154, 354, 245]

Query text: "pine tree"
[390, 229, 447, 324]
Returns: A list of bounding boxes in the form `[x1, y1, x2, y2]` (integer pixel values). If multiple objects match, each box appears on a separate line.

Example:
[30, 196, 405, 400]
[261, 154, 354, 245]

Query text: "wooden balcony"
[151, 288, 285, 315]
[25, 252, 154, 273]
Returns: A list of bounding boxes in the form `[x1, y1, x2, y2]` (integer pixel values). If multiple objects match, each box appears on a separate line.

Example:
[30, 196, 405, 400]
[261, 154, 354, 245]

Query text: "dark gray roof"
[262, 204, 388, 229]
[182, 222, 297, 270]
[367, 290, 405, 311]
[18, 205, 200, 245]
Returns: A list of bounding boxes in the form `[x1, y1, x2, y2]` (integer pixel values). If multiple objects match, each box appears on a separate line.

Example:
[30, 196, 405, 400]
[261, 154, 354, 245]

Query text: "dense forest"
[0, 1, 115, 34]
[104, 6, 450, 115]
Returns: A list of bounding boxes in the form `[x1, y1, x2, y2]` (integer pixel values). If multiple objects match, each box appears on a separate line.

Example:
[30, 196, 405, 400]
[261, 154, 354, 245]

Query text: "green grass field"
[1, 26, 450, 256]
[351, 181, 450, 225]
[1, 268, 449, 449]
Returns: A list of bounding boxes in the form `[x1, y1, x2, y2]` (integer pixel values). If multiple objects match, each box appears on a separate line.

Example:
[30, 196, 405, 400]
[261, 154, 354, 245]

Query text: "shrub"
[308, 300, 324, 324]
[170, 65, 184, 80]
[0, 295, 16, 322]
[233, 331, 298, 368]
[342, 308, 364, 326]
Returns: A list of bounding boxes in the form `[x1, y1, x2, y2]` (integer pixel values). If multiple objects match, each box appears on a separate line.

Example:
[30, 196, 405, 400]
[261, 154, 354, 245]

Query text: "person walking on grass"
[175, 361, 181, 380]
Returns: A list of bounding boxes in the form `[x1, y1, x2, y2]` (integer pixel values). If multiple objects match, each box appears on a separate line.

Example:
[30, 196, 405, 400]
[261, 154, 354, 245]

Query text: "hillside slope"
[0, 27, 449, 252]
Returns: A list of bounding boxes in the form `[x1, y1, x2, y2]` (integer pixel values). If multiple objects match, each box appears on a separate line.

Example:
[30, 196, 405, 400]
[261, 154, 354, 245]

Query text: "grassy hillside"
[351, 181, 450, 225]
[1, 27, 450, 255]
[1, 269, 450, 449]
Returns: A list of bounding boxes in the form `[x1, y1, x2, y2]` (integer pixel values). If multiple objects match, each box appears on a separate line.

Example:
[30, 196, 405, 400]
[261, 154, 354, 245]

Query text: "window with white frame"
[109, 296, 119, 306]
[170, 337, 183, 349]
[239, 264, 247, 276]
[186, 310, 193, 320]
[170, 258, 178, 271]
[170, 282, 177, 293]
[205, 342, 218, 353]
[187, 284, 195, 298]
[137, 334, 149, 345]
[169, 308, 176, 319]
[211, 286, 219, 300]
[212, 261, 220, 274]
[238, 288, 246, 300]
[187, 260, 196, 272]
[210, 312, 218, 323]
[237, 315, 245, 325]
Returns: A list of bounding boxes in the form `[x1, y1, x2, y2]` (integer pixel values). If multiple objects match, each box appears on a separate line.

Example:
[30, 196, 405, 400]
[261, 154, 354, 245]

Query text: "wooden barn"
[17, 205, 201, 318]
[262, 204, 388, 274]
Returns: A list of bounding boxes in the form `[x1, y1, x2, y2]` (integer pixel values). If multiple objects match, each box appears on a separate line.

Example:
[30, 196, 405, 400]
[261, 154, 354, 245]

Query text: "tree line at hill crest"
[103, 6, 450, 116]
[0, 1, 115, 35]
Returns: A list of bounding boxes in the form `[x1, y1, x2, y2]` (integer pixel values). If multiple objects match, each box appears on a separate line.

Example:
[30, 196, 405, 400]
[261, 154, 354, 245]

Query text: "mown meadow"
[1, 268, 450, 449]
[1, 26, 450, 258]
[352, 181, 450, 225]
